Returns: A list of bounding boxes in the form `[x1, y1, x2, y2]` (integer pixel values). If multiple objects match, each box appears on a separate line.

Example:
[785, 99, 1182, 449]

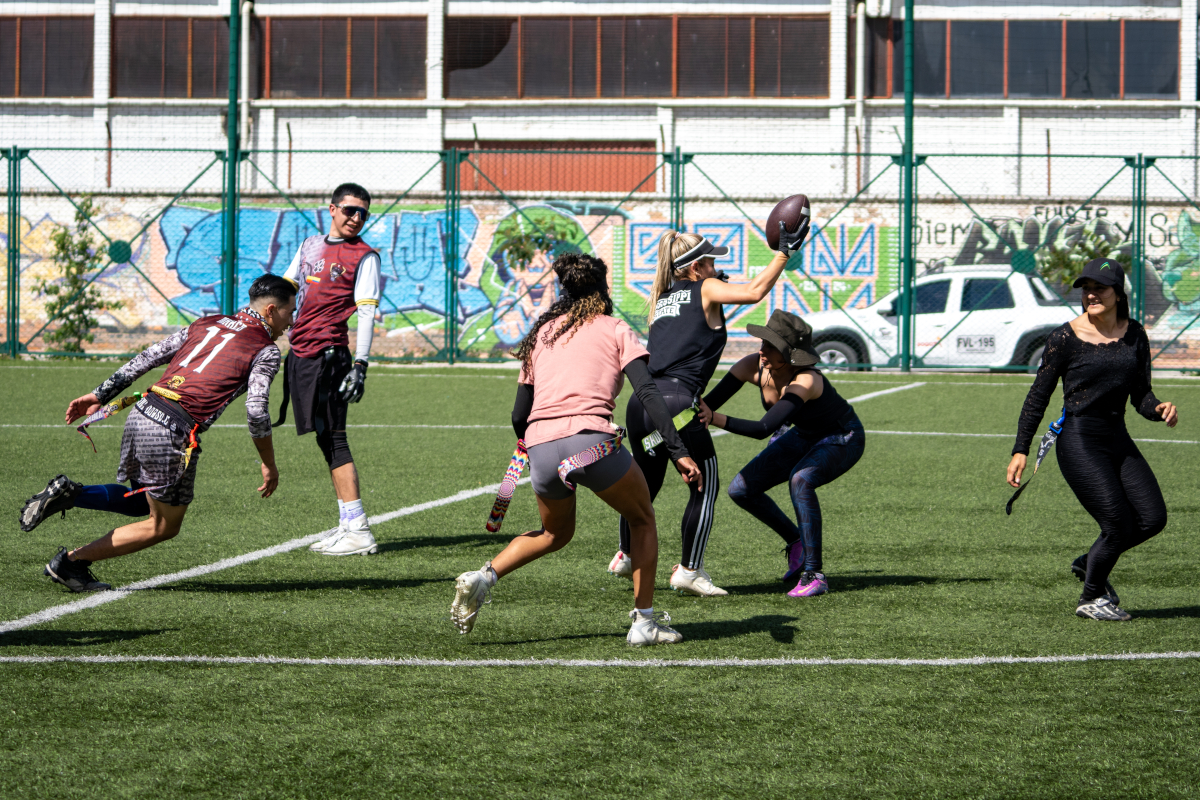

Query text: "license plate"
[956, 335, 995, 354]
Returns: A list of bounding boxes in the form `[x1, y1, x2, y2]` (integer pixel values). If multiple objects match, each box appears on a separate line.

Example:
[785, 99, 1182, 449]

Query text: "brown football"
[765, 194, 811, 251]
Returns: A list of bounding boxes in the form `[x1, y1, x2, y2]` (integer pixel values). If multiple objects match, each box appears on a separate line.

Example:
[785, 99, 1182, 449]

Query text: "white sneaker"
[627, 609, 683, 646]
[669, 564, 729, 597]
[607, 550, 633, 580]
[319, 528, 377, 556]
[1076, 596, 1132, 621]
[451, 563, 495, 634]
[309, 524, 345, 553]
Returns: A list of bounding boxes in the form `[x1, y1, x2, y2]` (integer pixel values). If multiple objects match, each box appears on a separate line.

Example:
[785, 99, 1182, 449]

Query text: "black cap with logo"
[1073, 257, 1126, 289]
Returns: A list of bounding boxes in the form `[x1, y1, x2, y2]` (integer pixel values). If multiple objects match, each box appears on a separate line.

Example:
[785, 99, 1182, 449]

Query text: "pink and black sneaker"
[788, 570, 828, 598]
[782, 541, 806, 582]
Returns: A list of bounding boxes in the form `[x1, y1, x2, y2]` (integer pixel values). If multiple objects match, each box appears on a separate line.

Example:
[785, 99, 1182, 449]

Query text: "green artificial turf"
[1, 362, 1198, 798]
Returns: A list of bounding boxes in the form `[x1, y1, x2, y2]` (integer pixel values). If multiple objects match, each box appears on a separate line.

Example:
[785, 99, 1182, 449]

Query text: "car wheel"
[1026, 343, 1045, 373]
[816, 341, 860, 371]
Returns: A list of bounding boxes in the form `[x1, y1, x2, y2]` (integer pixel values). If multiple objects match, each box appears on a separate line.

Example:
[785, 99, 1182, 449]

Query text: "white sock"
[635, 607, 653, 618]
[482, 563, 498, 587]
[344, 499, 367, 529]
[337, 499, 346, 522]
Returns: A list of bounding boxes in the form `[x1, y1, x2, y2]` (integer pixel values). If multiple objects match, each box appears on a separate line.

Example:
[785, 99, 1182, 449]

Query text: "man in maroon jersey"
[20, 275, 296, 592]
[279, 182, 381, 557]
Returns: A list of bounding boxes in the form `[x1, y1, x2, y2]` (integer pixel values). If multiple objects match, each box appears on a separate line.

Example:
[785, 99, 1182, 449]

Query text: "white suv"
[802, 269, 1074, 370]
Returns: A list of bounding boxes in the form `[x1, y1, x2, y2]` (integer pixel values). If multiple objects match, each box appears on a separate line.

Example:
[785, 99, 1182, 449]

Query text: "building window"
[113, 18, 245, 99]
[0, 17, 93, 97]
[267, 17, 425, 99]
[446, 15, 831, 99]
[879, 18, 1177, 99]
[445, 140, 658, 192]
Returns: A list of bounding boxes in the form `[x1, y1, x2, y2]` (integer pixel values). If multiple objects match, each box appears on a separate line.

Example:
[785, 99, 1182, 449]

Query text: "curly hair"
[512, 253, 614, 373]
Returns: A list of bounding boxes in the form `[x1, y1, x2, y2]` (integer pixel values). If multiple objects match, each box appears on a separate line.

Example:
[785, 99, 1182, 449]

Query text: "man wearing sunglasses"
[279, 182, 382, 556]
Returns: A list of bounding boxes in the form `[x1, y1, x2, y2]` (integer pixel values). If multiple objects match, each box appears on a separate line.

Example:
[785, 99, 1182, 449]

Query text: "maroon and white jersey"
[283, 235, 380, 358]
[93, 309, 281, 437]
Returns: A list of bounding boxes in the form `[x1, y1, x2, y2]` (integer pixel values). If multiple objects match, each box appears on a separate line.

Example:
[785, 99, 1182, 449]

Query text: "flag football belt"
[1005, 407, 1065, 515]
[485, 429, 626, 533]
[641, 399, 700, 456]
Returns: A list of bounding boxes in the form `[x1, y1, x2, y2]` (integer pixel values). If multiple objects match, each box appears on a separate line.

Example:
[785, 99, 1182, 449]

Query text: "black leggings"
[1055, 415, 1167, 602]
[618, 383, 719, 570]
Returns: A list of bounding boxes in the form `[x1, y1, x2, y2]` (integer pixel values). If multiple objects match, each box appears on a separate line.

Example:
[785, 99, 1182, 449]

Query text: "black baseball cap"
[746, 310, 821, 368]
[672, 237, 730, 269]
[1073, 258, 1126, 289]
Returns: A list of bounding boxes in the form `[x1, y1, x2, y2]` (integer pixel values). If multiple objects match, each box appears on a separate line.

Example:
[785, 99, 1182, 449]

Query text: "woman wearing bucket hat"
[1007, 258, 1178, 622]
[608, 225, 809, 597]
[698, 309, 866, 597]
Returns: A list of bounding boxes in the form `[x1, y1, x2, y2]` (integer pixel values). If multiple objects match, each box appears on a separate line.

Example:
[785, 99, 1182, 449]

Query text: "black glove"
[339, 360, 368, 403]
[778, 217, 811, 254]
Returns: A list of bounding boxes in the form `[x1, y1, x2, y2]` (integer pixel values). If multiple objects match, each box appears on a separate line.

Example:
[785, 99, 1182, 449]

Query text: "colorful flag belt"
[485, 429, 625, 533]
[75, 387, 200, 499]
[1005, 408, 1066, 515]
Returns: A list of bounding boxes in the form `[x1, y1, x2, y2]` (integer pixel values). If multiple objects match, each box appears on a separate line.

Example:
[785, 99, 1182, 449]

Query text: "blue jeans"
[727, 418, 865, 572]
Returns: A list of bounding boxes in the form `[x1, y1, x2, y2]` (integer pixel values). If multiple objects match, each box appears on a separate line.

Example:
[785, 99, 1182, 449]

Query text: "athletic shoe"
[309, 524, 346, 553]
[451, 563, 494, 634]
[788, 570, 829, 598]
[44, 547, 111, 593]
[782, 540, 807, 582]
[627, 609, 683, 646]
[318, 529, 378, 556]
[20, 475, 83, 532]
[669, 564, 729, 597]
[607, 550, 633, 580]
[1070, 553, 1119, 606]
[1076, 596, 1132, 622]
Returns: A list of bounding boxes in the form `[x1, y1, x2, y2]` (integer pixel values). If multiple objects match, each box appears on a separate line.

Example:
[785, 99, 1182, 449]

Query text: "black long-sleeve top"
[703, 369, 854, 440]
[511, 357, 690, 460]
[1012, 320, 1162, 455]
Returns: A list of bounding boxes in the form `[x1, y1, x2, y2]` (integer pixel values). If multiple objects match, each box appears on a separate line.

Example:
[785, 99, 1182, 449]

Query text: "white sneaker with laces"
[1076, 596, 1132, 621]
[627, 609, 683, 646]
[607, 550, 633, 580]
[319, 527, 377, 556]
[309, 524, 345, 553]
[451, 563, 495, 634]
[669, 564, 729, 597]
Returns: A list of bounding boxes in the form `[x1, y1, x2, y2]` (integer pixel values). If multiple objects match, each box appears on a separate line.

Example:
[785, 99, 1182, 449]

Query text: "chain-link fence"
[4, 145, 1199, 372]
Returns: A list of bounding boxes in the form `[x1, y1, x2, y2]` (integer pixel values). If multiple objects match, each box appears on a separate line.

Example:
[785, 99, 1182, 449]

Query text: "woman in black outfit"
[700, 310, 865, 597]
[610, 224, 808, 597]
[1008, 258, 1178, 621]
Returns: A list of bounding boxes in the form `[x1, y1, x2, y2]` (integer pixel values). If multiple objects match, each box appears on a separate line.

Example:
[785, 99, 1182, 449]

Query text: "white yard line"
[844, 382, 926, 403]
[1, 652, 1198, 668]
[0, 479, 529, 635]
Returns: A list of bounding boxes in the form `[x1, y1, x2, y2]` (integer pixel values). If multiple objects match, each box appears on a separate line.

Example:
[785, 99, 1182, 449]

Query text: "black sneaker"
[44, 547, 111, 593]
[1071, 553, 1119, 606]
[20, 475, 84, 532]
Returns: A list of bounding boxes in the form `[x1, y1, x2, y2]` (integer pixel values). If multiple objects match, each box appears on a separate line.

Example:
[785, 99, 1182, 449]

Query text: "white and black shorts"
[117, 406, 201, 506]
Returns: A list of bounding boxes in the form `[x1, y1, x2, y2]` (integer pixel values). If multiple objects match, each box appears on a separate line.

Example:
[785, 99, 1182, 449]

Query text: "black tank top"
[646, 279, 728, 396]
[760, 368, 855, 437]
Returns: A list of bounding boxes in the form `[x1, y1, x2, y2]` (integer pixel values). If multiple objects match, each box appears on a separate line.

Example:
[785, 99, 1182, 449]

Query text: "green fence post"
[899, 0, 915, 372]
[222, 0, 241, 316]
[443, 148, 460, 364]
[6, 146, 25, 358]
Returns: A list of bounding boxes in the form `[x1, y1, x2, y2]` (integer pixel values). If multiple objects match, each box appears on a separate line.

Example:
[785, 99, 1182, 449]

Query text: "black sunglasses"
[334, 203, 369, 221]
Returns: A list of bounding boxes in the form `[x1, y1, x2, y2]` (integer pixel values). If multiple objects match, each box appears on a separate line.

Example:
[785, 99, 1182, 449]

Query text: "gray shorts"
[117, 407, 201, 506]
[528, 431, 632, 501]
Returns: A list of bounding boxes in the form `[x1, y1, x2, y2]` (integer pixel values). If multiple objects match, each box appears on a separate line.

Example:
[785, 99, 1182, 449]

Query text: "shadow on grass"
[153, 578, 451, 593]
[479, 632, 626, 646]
[722, 574, 991, 596]
[1132, 606, 1200, 619]
[375, 533, 512, 555]
[0, 628, 174, 648]
[674, 614, 798, 643]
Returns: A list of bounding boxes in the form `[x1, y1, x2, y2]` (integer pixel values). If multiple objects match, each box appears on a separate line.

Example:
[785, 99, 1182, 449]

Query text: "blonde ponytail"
[648, 230, 705, 323]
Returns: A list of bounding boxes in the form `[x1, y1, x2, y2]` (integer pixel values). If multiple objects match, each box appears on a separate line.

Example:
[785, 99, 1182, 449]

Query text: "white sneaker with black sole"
[319, 527, 377, 556]
[627, 609, 683, 646]
[669, 564, 728, 597]
[451, 563, 495, 634]
[1076, 596, 1132, 621]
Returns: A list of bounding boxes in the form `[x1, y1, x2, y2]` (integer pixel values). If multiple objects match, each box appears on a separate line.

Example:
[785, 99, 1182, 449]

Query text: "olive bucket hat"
[745, 309, 821, 368]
